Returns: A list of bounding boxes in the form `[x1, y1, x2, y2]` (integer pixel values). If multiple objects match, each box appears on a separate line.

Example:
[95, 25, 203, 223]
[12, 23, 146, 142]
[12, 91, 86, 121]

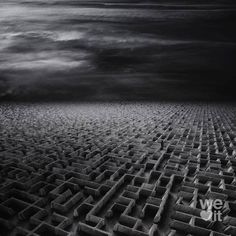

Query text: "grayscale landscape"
[0, 1, 236, 236]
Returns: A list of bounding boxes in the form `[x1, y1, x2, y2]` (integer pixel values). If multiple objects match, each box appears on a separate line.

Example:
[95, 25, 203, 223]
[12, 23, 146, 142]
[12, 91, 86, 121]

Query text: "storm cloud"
[0, 0, 236, 101]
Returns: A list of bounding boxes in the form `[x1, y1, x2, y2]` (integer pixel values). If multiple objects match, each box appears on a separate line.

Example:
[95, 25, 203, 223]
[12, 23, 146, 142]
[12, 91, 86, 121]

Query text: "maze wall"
[0, 103, 236, 236]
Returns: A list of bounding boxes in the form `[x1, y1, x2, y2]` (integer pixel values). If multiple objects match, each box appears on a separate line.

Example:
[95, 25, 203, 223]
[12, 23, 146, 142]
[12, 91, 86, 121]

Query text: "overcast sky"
[0, 0, 236, 101]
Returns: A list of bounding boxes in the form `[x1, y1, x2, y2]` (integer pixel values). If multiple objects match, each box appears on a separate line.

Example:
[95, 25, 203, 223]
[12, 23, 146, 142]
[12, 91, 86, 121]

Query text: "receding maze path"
[0, 103, 236, 236]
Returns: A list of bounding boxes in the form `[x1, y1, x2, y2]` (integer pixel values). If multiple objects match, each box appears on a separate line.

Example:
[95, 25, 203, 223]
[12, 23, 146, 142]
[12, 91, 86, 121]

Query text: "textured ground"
[0, 103, 236, 236]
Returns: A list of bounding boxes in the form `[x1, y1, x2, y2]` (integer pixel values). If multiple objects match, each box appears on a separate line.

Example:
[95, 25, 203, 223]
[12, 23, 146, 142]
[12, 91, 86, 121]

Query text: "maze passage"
[0, 103, 236, 236]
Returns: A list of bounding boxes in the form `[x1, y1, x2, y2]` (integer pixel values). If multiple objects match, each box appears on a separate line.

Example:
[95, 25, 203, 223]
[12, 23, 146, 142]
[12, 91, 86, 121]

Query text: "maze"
[0, 103, 236, 236]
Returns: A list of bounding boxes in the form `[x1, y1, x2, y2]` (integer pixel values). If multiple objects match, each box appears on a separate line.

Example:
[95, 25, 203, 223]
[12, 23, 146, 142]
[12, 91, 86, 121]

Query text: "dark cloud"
[0, 0, 236, 101]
